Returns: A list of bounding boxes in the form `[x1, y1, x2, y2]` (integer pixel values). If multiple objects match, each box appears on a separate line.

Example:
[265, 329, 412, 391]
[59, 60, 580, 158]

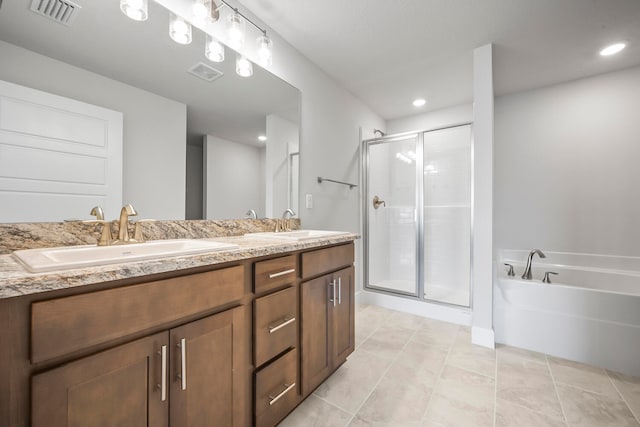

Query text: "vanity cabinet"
[300, 244, 355, 397]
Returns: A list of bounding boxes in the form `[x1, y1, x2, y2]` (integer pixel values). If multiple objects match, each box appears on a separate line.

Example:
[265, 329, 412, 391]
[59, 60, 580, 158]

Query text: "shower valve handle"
[372, 196, 386, 210]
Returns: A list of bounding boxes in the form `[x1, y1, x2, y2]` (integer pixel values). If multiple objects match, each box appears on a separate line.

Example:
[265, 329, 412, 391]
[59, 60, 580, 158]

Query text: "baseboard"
[471, 326, 495, 349]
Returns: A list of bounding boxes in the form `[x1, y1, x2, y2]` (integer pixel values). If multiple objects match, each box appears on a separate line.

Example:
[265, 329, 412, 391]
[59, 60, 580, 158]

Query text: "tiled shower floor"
[280, 304, 640, 427]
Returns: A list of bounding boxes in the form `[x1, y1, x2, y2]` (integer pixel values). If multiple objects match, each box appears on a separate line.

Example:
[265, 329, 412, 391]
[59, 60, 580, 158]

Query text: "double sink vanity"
[0, 219, 357, 427]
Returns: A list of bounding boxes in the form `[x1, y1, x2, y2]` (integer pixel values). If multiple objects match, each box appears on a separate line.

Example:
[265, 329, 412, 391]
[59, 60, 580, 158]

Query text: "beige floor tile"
[385, 311, 425, 331]
[395, 339, 449, 386]
[495, 399, 566, 427]
[556, 384, 639, 426]
[548, 357, 619, 397]
[411, 319, 459, 351]
[280, 395, 352, 427]
[348, 414, 421, 427]
[496, 344, 547, 364]
[421, 421, 446, 427]
[424, 365, 494, 426]
[496, 352, 564, 419]
[446, 338, 496, 378]
[608, 370, 640, 422]
[355, 366, 433, 424]
[358, 324, 413, 360]
[313, 348, 392, 413]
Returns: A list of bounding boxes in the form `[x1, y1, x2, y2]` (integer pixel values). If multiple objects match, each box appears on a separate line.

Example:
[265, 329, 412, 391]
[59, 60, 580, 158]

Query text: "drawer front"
[254, 286, 297, 367]
[31, 265, 245, 364]
[255, 349, 298, 427]
[301, 243, 354, 279]
[254, 255, 297, 294]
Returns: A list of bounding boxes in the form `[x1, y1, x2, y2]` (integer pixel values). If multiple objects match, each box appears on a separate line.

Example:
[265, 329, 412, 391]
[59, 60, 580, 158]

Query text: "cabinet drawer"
[301, 243, 354, 279]
[254, 255, 297, 294]
[255, 349, 298, 427]
[31, 265, 245, 364]
[254, 286, 297, 367]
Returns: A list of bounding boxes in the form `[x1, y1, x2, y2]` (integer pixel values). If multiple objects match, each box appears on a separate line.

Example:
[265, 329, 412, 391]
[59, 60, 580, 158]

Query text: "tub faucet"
[522, 249, 546, 280]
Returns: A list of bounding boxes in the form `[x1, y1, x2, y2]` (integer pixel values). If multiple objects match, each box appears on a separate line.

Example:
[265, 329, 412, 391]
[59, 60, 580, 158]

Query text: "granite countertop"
[0, 233, 359, 300]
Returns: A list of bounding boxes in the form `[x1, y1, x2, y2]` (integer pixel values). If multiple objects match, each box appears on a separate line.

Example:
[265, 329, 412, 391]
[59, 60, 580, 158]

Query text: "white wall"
[265, 115, 299, 217]
[204, 135, 264, 219]
[495, 65, 640, 257]
[386, 104, 473, 134]
[185, 142, 203, 219]
[0, 40, 187, 220]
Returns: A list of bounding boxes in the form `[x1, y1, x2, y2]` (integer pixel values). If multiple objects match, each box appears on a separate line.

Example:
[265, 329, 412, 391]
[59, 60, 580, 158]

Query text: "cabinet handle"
[268, 383, 296, 406]
[269, 317, 296, 334]
[177, 338, 187, 391]
[157, 345, 167, 402]
[328, 280, 336, 307]
[268, 268, 295, 279]
[338, 277, 342, 305]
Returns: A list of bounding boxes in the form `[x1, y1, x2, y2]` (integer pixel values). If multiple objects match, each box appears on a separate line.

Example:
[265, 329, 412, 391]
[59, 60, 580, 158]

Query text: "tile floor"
[280, 304, 640, 427]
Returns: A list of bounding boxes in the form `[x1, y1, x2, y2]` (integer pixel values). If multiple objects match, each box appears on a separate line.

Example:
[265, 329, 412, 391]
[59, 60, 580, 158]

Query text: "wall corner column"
[472, 43, 495, 349]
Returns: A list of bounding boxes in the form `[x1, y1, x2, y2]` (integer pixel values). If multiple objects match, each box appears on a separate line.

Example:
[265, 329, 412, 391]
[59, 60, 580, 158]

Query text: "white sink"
[13, 239, 239, 273]
[245, 230, 350, 241]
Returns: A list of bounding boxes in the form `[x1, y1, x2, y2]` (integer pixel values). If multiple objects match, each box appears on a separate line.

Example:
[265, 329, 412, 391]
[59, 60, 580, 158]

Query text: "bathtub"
[494, 250, 640, 377]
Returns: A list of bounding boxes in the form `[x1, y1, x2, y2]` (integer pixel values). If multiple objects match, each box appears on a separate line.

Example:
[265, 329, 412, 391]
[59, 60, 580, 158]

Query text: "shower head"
[373, 129, 385, 137]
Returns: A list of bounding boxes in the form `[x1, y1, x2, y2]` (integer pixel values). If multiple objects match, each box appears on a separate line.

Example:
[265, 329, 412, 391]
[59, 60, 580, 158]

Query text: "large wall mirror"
[0, 0, 300, 222]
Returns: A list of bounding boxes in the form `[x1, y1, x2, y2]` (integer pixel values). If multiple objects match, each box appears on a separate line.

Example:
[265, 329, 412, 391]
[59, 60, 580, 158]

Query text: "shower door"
[365, 134, 420, 296]
[364, 125, 472, 308]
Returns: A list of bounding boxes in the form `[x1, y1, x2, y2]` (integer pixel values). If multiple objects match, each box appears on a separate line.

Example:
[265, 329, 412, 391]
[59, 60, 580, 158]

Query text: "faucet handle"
[82, 219, 113, 246]
[542, 271, 558, 284]
[503, 263, 515, 277]
[131, 219, 156, 243]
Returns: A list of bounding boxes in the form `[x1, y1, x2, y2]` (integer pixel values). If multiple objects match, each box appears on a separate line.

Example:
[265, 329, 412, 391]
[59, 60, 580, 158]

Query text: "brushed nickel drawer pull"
[268, 382, 296, 406]
[268, 317, 296, 334]
[268, 268, 295, 279]
[157, 345, 167, 401]
[338, 277, 342, 305]
[177, 338, 187, 391]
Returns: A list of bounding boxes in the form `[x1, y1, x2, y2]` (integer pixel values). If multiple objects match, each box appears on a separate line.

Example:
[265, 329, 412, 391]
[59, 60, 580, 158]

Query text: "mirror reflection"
[0, 0, 300, 222]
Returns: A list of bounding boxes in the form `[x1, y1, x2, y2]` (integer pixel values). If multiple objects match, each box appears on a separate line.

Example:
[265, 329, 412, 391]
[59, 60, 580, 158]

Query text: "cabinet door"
[300, 273, 332, 397]
[169, 306, 248, 427]
[32, 332, 168, 427]
[332, 266, 355, 366]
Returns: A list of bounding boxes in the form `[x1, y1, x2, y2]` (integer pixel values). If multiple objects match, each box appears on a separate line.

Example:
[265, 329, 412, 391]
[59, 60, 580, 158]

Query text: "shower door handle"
[372, 196, 386, 209]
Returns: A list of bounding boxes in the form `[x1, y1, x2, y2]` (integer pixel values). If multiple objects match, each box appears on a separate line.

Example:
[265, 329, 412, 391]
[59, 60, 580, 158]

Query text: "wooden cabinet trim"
[31, 265, 244, 364]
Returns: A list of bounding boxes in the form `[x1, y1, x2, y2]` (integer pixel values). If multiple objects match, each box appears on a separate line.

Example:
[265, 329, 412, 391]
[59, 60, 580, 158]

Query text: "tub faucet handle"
[504, 263, 515, 277]
[542, 271, 558, 284]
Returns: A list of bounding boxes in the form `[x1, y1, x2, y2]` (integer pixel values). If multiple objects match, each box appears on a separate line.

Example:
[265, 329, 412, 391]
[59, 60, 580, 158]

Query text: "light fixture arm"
[218, 0, 268, 36]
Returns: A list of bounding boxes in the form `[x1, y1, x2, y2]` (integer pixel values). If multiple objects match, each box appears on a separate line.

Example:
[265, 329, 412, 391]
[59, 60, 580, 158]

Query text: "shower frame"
[362, 123, 474, 309]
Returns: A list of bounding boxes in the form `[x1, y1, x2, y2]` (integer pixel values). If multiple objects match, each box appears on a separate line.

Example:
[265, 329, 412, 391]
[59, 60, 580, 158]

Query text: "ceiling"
[239, 0, 640, 120]
[0, 0, 299, 146]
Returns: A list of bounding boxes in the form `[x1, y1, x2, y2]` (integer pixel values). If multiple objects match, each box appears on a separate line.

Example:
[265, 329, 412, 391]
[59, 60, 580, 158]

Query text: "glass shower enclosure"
[364, 125, 472, 307]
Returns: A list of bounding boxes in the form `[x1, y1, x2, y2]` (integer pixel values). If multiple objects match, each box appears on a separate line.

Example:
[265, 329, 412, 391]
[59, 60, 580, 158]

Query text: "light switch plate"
[305, 194, 313, 209]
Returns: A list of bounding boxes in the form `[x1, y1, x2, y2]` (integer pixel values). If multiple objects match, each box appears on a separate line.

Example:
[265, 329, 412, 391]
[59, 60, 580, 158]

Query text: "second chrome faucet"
[522, 249, 546, 280]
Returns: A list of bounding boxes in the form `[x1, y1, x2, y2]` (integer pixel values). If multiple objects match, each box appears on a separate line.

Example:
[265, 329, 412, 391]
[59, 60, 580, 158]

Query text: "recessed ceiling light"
[600, 43, 626, 56]
[258, 135, 267, 142]
[413, 98, 426, 107]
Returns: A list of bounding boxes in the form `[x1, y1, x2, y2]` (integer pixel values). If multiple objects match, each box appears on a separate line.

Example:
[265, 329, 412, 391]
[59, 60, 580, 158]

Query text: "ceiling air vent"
[188, 63, 224, 83]
[30, 0, 81, 26]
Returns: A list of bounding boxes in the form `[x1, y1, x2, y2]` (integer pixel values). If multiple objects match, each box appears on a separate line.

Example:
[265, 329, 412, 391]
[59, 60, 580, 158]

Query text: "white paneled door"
[0, 80, 123, 222]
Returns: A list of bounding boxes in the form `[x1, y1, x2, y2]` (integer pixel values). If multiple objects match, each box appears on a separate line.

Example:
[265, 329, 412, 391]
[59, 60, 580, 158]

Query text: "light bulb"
[258, 135, 267, 142]
[227, 12, 244, 50]
[192, 0, 210, 20]
[236, 55, 253, 77]
[205, 34, 225, 62]
[412, 98, 426, 107]
[257, 33, 273, 67]
[169, 13, 192, 45]
[120, 0, 148, 21]
[600, 43, 626, 56]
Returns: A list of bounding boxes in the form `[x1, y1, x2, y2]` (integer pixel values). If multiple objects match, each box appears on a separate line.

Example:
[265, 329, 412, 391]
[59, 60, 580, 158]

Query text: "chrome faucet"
[245, 209, 257, 219]
[115, 204, 138, 244]
[282, 208, 296, 219]
[522, 249, 546, 280]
